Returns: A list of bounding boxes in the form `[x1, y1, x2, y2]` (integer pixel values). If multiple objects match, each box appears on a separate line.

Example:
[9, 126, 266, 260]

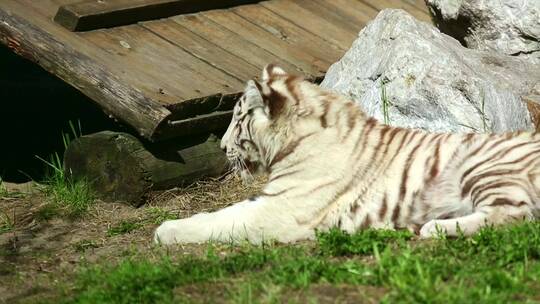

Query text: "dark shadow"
[0, 44, 127, 182]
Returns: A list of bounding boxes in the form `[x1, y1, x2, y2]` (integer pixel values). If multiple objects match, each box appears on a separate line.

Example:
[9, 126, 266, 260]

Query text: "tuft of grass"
[37, 121, 95, 218]
[381, 78, 391, 125]
[38, 173, 95, 218]
[145, 207, 177, 225]
[104, 209, 176, 239]
[480, 89, 488, 132]
[107, 220, 145, 237]
[73, 258, 178, 304]
[0, 210, 14, 234]
[64, 221, 540, 303]
[35, 203, 60, 221]
[73, 240, 100, 253]
[0, 177, 25, 200]
[317, 228, 413, 256]
[0, 178, 8, 198]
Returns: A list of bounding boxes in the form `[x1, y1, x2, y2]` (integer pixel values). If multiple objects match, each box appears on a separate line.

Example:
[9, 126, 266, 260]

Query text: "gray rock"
[425, 0, 540, 63]
[321, 9, 540, 133]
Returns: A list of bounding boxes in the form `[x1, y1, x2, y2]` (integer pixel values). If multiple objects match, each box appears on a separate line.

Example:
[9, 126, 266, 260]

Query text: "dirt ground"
[0, 175, 265, 303]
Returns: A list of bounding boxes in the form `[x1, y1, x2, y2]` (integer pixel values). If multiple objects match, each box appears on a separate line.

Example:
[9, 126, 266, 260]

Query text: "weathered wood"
[293, 0, 366, 33]
[155, 110, 235, 140]
[0, 1, 171, 139]
[359, 0, 431, 22]
[54, 0, 265, 31]
[311, 0, 379, 27]
[141, 19, 260, 82]
[81, 24, 243, 102]
[27, 0, 191, 106]
[401, 0, 432, 13]
[232, 4, 344, 65]
[201, 9, 326, 77]
[170, 14, 301, 74]
[64, 131, 228, 205]
[261, 0, 358, 51]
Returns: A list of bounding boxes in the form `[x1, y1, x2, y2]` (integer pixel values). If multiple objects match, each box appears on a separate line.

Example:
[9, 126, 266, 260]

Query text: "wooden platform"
[0, 0, 431, 141]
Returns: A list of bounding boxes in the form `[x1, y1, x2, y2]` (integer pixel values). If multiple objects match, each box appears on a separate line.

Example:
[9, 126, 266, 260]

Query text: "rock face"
[321, 9, 540, 133]
[425, 0, 540, 63]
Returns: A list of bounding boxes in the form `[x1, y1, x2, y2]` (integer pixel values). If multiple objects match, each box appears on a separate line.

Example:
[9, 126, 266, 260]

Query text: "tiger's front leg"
[154, 197, 314, 244]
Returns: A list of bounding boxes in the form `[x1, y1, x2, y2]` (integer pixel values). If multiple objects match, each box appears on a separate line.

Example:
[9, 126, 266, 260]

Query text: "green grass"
[107, 220, 145, 237]
[62, 222, 540, 303]
[0, 177, 25, 200]
[38, 170, 94, 218]
[0, 178, 8, 198]
[480, 89, 488, 132]
[73, 240, 100, 253]
[105, 209, 177, 237]
[0, 209, 14, 234]
[37, 121, 95, 218]
[381, 78, 391, 125]
[145, 207, 177, 225]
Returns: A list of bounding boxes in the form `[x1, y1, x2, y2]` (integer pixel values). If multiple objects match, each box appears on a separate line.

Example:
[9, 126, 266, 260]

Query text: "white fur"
[155, 66, 540, 245]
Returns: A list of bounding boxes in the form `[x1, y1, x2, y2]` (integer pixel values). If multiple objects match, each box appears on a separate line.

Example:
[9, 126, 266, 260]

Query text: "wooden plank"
[54, 0, 265, 31]
[292, 0, 366, 32]
[260, 0, 358, 51]
[26, 0, 250, 121]
[311, 0, 379, 27]
[141, 19, 260, 82]
[26, 0, 188, 105]
[162, 111, 234, 139]
[82, 24, 245, 101]
[359, 0, 432, 22]
[52, 0, 81, 7]
[80, 28, 192, 101]
[201, 9, 327, 77]
[401, 0, 432, 13]
[170, 14, 301, 75]
[232, 4, 344, 65]
[0, 0, 172, 139]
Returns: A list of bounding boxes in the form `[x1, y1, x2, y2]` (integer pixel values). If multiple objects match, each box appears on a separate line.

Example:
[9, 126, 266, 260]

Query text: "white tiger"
[154, 65, 540, 244]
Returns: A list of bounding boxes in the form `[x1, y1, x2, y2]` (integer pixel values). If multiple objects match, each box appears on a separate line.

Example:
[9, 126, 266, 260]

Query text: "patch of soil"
[173, 282, 386, 304]
[0, 175, 263, 303]
[286, 284, 386, 304]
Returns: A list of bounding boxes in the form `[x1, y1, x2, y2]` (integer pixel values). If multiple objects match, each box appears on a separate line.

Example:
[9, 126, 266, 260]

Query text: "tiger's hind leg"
[419, 197, 534, 238]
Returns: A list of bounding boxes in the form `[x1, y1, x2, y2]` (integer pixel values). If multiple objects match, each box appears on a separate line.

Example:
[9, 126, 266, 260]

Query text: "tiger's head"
[220, 64, 308, 180]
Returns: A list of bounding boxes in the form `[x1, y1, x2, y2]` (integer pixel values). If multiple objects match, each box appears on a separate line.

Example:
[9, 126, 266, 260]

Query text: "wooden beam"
[54, 0, 265, 31]
[0, 2, 172, 140]
[153, 110, 234, 141]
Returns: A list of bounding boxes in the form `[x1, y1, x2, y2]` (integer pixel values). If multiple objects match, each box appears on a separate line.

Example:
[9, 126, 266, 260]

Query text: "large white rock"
[321, 9, 540, 133]
[426, 0, 540, 63]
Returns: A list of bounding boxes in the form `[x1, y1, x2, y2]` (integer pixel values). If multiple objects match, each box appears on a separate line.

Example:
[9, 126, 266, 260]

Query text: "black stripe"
[399, 133, 429, 203]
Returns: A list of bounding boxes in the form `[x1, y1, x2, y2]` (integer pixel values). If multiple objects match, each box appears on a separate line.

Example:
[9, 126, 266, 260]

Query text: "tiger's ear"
[262, 64, 287, 81]
[243, 79, 264, 107]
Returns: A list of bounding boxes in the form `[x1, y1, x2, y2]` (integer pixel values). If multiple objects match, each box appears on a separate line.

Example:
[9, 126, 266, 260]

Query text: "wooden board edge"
[0, 7, 171, 139]
[152, 110, 234, 141]
[54, 0, 265, 31]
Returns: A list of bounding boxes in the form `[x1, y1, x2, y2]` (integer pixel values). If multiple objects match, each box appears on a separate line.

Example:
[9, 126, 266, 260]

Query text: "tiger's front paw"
[419, 220, 446, 239]
[154, 220, 183, 245]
